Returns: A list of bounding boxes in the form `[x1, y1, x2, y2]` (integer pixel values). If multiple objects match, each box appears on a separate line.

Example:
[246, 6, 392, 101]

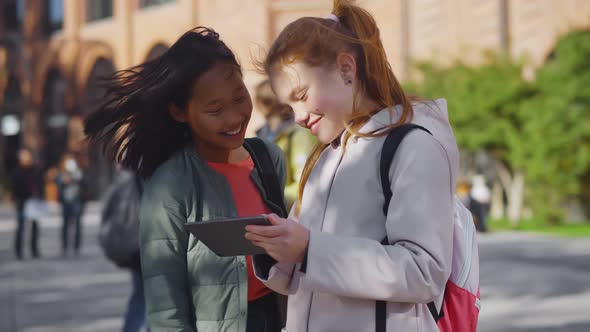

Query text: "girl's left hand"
[245, 214, 310, 263]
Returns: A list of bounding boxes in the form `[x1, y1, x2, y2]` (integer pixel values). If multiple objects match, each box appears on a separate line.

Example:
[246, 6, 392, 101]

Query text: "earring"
[341, 71, 352, 85]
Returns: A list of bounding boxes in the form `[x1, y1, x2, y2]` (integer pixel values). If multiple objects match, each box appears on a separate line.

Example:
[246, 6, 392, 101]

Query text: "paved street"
[0, 204, 132, 332]
[478, 232, 590, 332]
[0, 204, 589, 332]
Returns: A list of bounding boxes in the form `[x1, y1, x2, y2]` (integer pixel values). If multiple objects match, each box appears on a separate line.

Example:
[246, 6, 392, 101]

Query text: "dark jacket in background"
[11, 166, 44, 203]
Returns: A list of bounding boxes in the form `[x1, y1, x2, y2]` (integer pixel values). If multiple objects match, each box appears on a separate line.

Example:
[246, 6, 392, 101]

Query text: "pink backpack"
[377, 124, 481, 332]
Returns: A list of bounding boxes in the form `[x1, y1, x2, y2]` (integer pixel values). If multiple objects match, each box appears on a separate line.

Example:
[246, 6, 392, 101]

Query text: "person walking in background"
[470, 174, 491, 232]
[10, 148, 44, 260]
[456, 180, 472, 211]
[255, 79, 316, 209]
[99, 169, 149, 332]
[56, 153, 86, 256]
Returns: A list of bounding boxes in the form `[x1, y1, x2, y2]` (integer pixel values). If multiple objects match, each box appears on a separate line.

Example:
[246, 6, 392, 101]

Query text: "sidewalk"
[0, 202, 102, 232]
[2, 205, 589, 331]
[0, 206, 131, 332]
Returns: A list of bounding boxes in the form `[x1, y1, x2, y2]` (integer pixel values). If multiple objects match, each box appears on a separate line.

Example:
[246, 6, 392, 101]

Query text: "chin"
[317, 131, 342, 145]
[217, 136, 245, 150]
[230, 137, 246, 149]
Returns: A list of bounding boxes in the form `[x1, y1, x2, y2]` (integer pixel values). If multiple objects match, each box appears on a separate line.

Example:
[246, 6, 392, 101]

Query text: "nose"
[225, 108, 248, 129]
[292, 106, 309, 128]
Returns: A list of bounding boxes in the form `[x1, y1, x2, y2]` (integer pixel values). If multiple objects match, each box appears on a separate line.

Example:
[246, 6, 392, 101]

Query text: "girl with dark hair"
[85, 27, 286, 332]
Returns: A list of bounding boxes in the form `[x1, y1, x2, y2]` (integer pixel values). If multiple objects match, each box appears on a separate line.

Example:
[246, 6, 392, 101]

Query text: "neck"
[194, 140, 248, 164]
[355, 92, 382, 115]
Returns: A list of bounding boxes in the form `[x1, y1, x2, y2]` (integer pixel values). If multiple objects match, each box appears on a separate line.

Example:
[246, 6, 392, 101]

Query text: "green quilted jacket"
[139, 141, 286, 332]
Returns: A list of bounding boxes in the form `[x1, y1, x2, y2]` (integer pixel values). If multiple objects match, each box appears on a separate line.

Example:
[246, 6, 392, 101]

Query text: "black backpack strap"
[376, 124, 439, 332]
[375, 237, 389, 332]
[243, 138, 288, 218]
[428, 302, 443, 322]
[376, 299, 387, 332]
[244, 137, 290, 327]
[380, 124, 432, 215]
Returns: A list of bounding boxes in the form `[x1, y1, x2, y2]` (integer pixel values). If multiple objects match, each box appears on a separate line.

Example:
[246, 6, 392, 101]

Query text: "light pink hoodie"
[256, 99, 457, 332]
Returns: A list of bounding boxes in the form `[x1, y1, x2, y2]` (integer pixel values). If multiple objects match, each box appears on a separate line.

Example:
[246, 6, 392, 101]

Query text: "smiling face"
[271, 57, 358, 144]
[169, 62, 253, 161]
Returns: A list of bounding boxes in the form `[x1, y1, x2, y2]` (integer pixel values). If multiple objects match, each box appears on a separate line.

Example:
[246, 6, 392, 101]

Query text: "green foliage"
[489, 218, 590, 238]
[521, 31, 590, 222]
[407, 53, 534, 174]
[407, 31, 590, 224]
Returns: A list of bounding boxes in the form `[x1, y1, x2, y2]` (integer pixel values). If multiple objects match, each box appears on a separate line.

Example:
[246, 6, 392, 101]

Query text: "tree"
[407, 53, 535, 225]
[408, 30, 590, 225]
[519, 31, 590, 223]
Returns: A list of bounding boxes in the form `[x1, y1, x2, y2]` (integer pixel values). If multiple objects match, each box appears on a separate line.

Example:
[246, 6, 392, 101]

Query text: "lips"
[306, 116, 322, 130]
[221, 122, 243, 136]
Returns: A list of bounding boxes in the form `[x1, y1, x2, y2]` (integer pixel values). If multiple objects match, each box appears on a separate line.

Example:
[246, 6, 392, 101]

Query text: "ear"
[336, 52, 357, 82]
[168, 104, 188, 123]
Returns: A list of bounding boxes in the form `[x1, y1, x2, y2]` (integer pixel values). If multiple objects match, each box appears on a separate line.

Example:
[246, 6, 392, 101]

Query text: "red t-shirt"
[207, 157, 273, 302]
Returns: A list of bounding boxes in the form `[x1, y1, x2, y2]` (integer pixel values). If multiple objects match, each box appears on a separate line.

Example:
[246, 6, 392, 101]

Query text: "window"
[139, 0, 175, 9]
[86, 0, 113, 22]
[16, 0, 24, 23]
[47, 0, 63, 33]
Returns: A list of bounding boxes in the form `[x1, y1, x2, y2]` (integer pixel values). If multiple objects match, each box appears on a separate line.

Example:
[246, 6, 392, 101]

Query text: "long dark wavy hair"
[84, 27, 240, 178]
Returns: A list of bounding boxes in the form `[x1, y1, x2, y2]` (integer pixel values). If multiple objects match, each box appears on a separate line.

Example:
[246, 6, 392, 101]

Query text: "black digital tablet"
[184, 215, 271, 256]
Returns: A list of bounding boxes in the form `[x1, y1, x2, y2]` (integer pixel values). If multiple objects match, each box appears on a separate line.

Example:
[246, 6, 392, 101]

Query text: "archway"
[145, 43, 169, 61]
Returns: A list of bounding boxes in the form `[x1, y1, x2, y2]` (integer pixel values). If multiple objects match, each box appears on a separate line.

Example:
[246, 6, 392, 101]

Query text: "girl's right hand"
[245, 214, 310, 264]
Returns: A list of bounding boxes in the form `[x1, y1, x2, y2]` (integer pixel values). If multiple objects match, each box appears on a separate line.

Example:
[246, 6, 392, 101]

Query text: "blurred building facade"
[1, 0, 590, 200]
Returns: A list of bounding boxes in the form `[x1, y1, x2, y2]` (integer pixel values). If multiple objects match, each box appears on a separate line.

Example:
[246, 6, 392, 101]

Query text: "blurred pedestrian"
[10, 148, 44, 259]
[470, 175, 491, 232]
[255, 79, 316, 209]
[456, 180, 472, 210]
[55, 153, 86, 256]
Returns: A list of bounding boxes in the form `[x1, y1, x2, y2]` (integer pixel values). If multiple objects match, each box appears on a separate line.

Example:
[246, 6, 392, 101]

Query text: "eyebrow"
[204, 86, 246, 106]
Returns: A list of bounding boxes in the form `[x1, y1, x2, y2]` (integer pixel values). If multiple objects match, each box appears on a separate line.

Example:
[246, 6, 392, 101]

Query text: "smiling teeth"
[226, 124, 241, 135]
